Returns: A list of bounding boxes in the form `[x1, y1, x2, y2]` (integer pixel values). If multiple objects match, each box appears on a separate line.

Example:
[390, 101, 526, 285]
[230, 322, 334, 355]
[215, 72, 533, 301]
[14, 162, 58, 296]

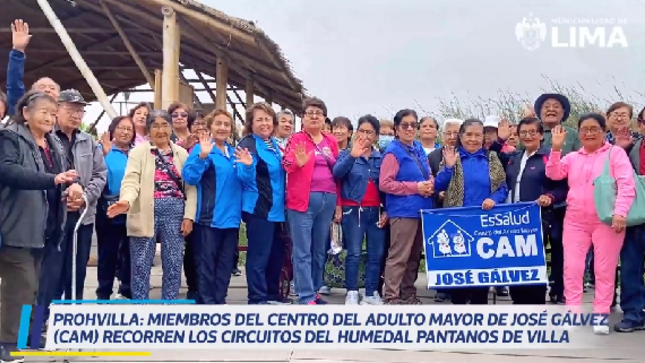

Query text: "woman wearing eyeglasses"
[379, 109, 434, 305]
[95, 115, 137, 300]
[168, 102, 191, 145]
[546, 113, 635, 335]
[283, 97, 340, 305]
[489, 117, 567, 305]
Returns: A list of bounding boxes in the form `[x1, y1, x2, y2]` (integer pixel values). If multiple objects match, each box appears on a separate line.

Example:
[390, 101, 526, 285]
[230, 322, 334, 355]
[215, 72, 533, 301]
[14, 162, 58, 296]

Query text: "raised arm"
[545, 150, 571, 181]
[181, 144, 210, 186]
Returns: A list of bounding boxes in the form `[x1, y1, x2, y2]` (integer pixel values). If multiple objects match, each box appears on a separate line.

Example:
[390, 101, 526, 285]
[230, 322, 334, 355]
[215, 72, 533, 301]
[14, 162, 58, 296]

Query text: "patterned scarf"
[439, 149, 506, 208]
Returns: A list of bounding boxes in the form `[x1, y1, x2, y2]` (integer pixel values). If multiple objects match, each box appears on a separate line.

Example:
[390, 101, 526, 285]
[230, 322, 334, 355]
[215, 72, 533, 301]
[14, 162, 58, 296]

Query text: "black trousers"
[95, 217, 130, 299]
[183, 233, 198, 294]
[451, 287, 489, 304]
[193, 224, 238, 304]
[509, 285, 547, 304]
[546, 208, 565, 297]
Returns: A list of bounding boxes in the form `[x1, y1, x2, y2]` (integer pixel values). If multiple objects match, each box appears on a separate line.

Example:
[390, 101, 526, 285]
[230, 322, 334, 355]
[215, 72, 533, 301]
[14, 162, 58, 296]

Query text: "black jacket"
[0, 123, 68, 249]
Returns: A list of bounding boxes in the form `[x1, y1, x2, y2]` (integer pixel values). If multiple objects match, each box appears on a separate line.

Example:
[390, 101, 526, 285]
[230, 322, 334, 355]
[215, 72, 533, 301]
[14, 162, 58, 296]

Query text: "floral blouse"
[151, 149, 184, 200]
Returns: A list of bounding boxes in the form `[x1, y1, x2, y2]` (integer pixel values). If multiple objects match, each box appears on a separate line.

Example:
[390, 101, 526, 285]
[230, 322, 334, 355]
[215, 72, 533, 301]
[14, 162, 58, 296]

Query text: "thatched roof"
[0, 0, 306, 111]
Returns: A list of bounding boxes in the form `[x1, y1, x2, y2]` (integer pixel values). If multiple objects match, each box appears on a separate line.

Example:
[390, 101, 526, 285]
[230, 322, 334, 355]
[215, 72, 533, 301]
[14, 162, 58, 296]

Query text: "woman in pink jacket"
[546, 113, 635, 335]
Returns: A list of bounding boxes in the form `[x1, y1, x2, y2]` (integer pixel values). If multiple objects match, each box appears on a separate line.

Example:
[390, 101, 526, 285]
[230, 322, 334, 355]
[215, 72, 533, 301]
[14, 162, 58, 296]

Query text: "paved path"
[15, 245, 645, 362]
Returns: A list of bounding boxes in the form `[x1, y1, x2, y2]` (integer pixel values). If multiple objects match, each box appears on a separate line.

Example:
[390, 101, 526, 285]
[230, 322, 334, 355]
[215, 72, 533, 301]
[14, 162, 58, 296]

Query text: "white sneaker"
[361, 291, 384, 305]
[289, 281, 297, 296]
[115, 293, 129, 300]
[345, 291, 360, 305]
[319, 286, 332, 295]
[593, 325, 610, 335]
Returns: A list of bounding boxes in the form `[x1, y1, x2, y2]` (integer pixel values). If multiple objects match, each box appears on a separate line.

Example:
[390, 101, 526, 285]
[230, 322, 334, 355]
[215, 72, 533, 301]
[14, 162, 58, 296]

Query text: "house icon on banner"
[427, 220, 475, 258]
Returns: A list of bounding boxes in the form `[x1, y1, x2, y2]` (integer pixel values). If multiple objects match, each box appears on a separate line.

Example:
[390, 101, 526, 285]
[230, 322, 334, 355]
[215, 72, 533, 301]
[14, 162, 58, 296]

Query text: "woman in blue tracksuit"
[237, 102, 287, 305]
[95, 115, 136, 300]
[182, 109, 253, 305]
[434, 118, 509, 305]
[488, 117, 568, 304]
[333, 115, 388, 305]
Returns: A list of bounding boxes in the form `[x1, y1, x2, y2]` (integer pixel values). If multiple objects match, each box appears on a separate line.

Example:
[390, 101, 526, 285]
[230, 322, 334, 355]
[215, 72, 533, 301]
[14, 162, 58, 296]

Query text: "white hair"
[441, 118, 464, 131]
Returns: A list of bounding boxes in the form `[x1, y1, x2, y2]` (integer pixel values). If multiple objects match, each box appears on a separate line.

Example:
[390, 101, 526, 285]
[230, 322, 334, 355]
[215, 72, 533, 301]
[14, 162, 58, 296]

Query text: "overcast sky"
[86, 0, 645, 131]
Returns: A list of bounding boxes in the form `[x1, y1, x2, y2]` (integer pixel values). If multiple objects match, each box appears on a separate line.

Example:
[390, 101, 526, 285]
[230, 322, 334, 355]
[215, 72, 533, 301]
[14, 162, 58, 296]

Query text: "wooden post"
[161, 6, 179, 110]
[154, 69, 163, 109]
[265, 92, 273, 106]
[36, 0, 118, 119]
[245, 77, 254, 108]
[215, 58, 228, 110]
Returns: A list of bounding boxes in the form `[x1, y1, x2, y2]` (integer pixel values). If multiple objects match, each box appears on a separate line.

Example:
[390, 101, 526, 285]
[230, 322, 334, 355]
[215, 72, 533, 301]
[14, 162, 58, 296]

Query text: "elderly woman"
[334, 115, 387, 305]
[95, 115, 136, 300]
[434, 118, 509, 305]
[183, 109, 250, 305]
[283, 97, 340, 305]
[418, 116, 440, 155]
[379, 109, 434, 305]
[168, 102, 192, 144]
[378, 120, 395, 151]
[129, 102, 150, 146]
[546, 114, 635, 335]
[236, 103, 288, 305]
[427, 118, 463, 303]
[491, 117, 568, 304]
[0, 91, 79, 355]
[107, 110, 197, 300]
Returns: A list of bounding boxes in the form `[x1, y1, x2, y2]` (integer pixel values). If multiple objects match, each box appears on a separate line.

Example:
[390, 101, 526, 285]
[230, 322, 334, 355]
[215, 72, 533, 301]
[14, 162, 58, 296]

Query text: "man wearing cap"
[37, 89, 107, 322]
[484, 115, 516, 153]
[534, 93, 581, 305]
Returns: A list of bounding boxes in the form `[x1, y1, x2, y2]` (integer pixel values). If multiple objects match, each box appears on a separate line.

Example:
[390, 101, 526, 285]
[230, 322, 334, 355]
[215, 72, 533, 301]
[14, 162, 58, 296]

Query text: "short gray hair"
[441, 118, 464, 131]
[277, 110, 294, 120]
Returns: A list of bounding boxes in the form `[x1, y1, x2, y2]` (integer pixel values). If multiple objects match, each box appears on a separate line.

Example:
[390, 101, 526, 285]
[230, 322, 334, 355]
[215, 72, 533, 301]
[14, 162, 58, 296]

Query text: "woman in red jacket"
[283, 97, 340, 305]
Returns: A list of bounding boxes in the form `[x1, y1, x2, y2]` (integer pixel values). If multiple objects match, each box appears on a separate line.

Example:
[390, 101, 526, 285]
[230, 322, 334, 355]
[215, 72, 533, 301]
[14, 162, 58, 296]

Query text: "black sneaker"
[434, 292, 449, 303]
[314, 293, 328, 305]
[496, 286, 509, 297]
[232, 269, 242, 276]
[614, 319, 645, 333]
[549, 294, 565, 304]
[0, 344, 24, 363]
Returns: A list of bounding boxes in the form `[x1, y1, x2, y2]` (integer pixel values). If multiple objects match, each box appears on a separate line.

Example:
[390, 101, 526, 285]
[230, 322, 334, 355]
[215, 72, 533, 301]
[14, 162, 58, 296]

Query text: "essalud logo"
[515, 14, 547, 51]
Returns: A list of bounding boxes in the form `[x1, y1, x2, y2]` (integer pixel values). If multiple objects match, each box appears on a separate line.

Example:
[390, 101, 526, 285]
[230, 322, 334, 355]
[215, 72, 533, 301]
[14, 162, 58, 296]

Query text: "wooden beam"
[154, 69, 163, 110]
[255, 40, 300, 91]
[161, 6, 179, 110]
[140, 0, 256, 45]
[194, 72, 216, 104]
[0, 28, 125, 34]
[215, 58, 228, 110]
[26, 49, 161, 56]
[25, 34, 122, 74]
[179, 71, 203, 109]
[99, 0, 155, 88]
[89, 93, 119, 133]
[36, 0, 117, 119]
[245, 77, 254, 108]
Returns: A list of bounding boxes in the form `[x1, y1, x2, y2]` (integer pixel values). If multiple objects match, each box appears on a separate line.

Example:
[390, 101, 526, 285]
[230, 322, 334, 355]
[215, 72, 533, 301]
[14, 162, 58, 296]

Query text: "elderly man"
[533, 93, 581, 305]
[37, 90, 107, 327]
[6, 19, 61, 116]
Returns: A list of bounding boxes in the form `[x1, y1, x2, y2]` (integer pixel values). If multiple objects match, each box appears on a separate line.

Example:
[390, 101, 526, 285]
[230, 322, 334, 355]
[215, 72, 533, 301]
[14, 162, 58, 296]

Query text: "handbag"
[593, 146, 645, 226]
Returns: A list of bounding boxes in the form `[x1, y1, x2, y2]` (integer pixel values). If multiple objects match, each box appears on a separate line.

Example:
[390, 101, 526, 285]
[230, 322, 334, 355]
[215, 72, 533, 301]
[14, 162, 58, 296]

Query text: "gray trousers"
[0, 246, 42, 344]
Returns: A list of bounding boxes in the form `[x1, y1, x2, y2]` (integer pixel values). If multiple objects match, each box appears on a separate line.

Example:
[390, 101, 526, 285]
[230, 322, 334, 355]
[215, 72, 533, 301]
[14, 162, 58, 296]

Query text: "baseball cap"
[483, 115, 501, 128]
[58, 89, 88, 105]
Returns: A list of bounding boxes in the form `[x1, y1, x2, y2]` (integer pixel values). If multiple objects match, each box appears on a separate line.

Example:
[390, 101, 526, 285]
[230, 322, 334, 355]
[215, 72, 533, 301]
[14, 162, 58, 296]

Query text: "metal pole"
[36, 0, 118, 119]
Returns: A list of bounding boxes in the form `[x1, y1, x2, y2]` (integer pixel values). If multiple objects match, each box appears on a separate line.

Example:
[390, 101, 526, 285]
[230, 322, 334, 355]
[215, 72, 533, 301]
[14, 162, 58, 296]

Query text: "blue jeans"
[620, 225, 645, 324]
[341, 206, 385, 295]
[287, 192, 336, 304]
